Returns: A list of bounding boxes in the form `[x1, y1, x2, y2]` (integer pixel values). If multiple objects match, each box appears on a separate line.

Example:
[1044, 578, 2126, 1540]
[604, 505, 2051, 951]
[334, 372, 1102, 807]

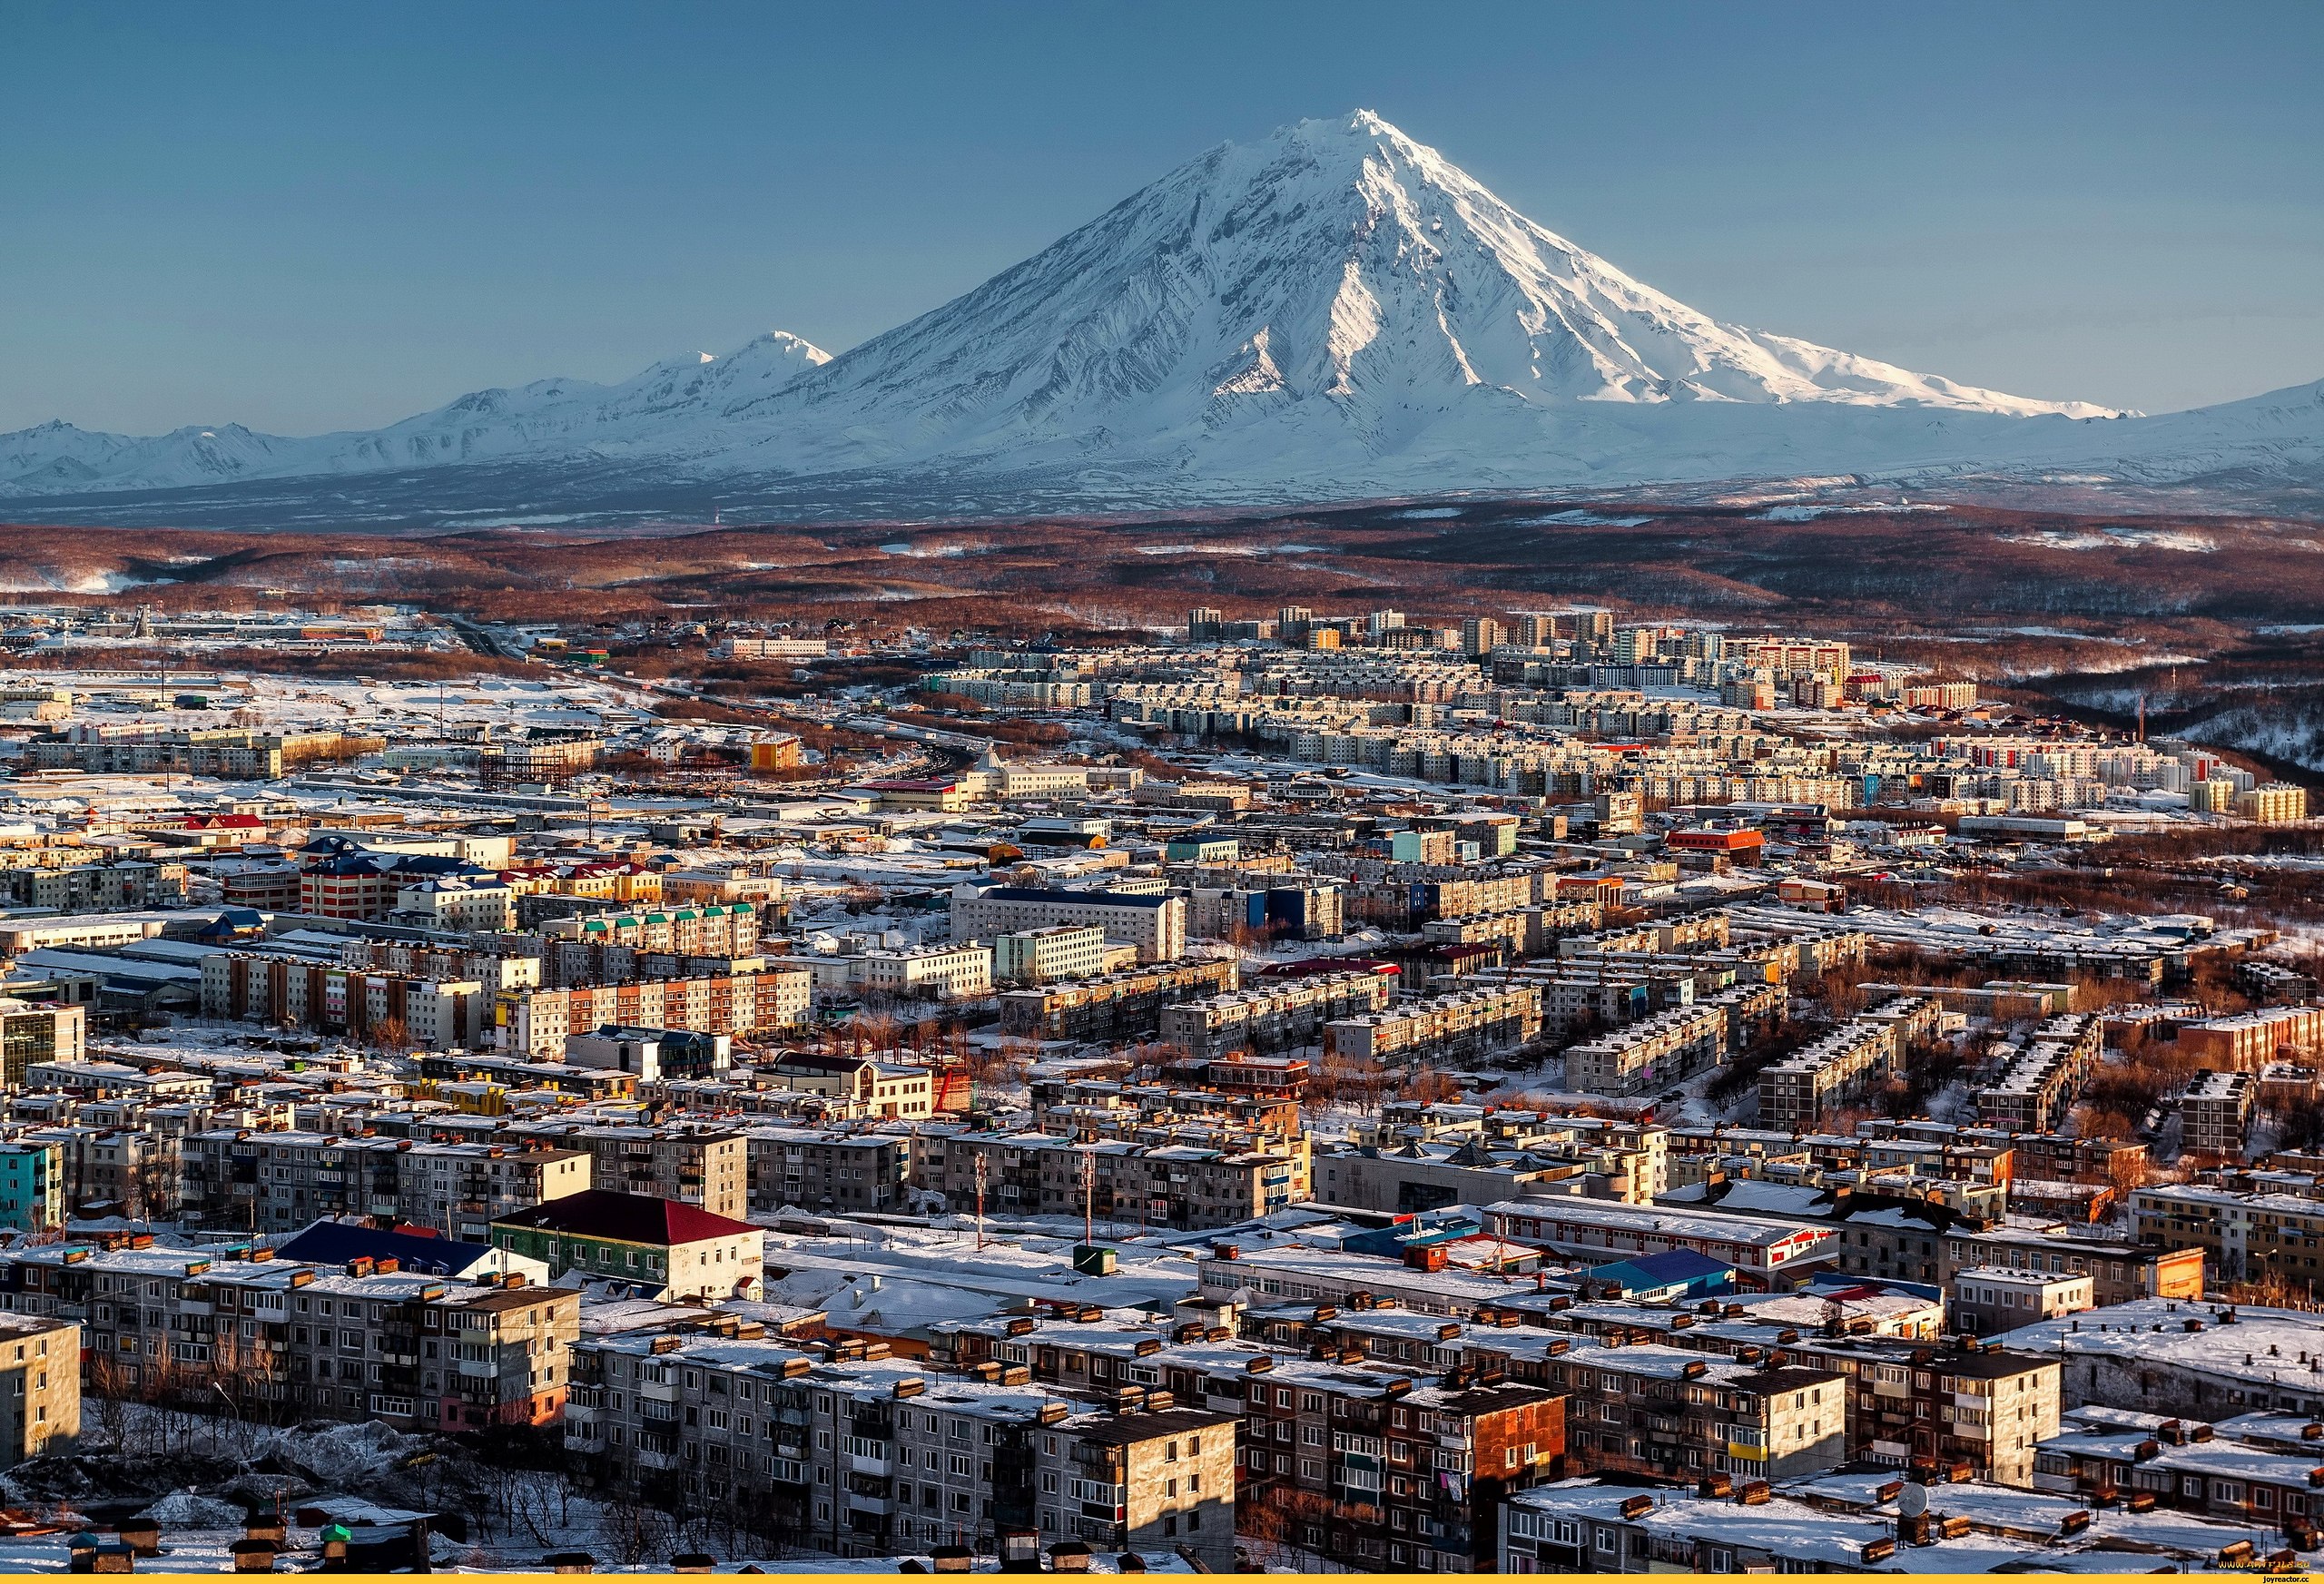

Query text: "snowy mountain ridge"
[1, 111, 2314, 517]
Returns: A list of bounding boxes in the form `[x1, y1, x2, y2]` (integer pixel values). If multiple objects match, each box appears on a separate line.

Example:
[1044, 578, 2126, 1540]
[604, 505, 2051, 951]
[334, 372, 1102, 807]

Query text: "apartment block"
[0, 1314, 76, 1467]
[499, 965, 812, 1058]
[395, 1141, 592, 1242]
[1323, 984, 1541, 1067]
[1158, 970, 1393, 1061]
[1758, 1014, 1906, 1134]
[540, 902, 763, 957]
[1564, 1003, 1728, 1097]
[1975, 1014, 2102, 1132]
[2181, 1069, 2254, 1158]
[921, 1130, 1308, 1229]
[998, 959, 1238, 1043]
[744, 1127, 911, 1215]
[993, 926, 1108, 986]
[0, 1002, 86, 1087]
[951, 885, 1187, 963]
[202, 953, 490, 1049]
[0, 1243, 576, 1434]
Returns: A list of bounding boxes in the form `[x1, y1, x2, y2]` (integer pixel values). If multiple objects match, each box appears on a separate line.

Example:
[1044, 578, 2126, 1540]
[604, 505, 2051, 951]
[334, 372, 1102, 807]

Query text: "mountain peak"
[11, 110, 2278, 517]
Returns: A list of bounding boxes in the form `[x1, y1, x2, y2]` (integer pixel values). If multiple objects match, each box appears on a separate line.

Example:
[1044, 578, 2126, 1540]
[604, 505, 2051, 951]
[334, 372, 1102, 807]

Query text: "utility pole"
[1082, 1143, 1095, 1248]
[973, 1153, 988, 1253]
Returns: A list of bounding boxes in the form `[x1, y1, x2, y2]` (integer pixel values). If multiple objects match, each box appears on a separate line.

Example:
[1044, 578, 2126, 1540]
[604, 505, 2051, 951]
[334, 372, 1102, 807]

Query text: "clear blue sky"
[4, 1, 2319, 435]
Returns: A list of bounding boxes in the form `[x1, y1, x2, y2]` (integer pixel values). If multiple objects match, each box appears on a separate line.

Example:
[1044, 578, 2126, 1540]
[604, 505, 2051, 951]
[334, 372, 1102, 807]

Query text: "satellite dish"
[1896, 1483, 1928, 1518]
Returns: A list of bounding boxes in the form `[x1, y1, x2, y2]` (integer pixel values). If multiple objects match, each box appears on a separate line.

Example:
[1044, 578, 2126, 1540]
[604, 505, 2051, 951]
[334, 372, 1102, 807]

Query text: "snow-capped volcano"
[0, 110, 2310, 519]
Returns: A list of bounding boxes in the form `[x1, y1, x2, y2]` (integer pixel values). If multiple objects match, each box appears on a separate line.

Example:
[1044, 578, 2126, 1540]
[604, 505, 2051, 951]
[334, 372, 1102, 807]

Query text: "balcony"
[849, 1451, 894, 1477]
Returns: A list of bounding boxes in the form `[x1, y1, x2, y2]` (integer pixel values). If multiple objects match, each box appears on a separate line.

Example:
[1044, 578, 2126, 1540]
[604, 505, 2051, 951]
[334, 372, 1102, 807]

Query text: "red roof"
[490, 1188, 759, 1245]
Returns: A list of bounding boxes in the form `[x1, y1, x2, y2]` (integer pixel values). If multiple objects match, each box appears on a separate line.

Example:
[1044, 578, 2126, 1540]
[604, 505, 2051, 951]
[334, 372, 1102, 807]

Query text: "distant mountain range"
[5, 110, 2320, 525]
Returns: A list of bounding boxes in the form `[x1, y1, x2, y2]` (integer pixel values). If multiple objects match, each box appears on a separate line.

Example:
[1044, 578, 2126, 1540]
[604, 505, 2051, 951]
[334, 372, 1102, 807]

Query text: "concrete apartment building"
[500, 964, 812, 1057]
[1158, 970, 1393, 1061]
[1043, 1403, 1238, 1568]
[1564, 1003, 1729, 1096]
[2128, 1183, 2324, 1284]
[1952, 1267, 2094, 1336]
[951, 885, 1187, 963]
[999, 958, 1238, 1043]
[202, 952, 491, 1048]
[0, 1314, 76, 1468]
[2181, 1069, 2255, 1159]
[744, 1127, 911, 1215]
[1776, 1336, 2061, 1487]
[1975, 1014, 2103, 1133]
[1323, 983, 1541, 1067]
[396, 1141, 593, 1243]
[1757, 1018, 1902, 1134]
[0, 1242, 576, 1434]
[1528, 1341, 1844, 1482]
[992, 925, 1108, 985]
[853, 942, 995, 1000]
[0, 1001, 87, 1086]
[540, 901, 763, 956]
[560, 1125, 748, 1219]
[180, 1131, 411, 1231]
[922, 1130, 1308, 1230]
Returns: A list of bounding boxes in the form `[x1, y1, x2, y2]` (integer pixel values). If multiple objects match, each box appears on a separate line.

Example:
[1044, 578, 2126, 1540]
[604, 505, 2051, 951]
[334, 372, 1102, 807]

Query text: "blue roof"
[979, 886, 1172, 909]
[1584, 1247, 1734, 1291]
[274, 1219, 499, 1277]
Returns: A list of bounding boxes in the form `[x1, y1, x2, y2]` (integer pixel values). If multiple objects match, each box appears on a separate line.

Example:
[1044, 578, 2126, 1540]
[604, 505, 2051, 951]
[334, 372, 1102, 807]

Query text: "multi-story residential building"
[201, 953, 491, 1048]
[1501, 1339, 1843, 1482]
[0, 1000, 88, 1086]
[1208, 1347, 1564, 1572]
[1951, 1267, 2093, 1337]
[848, 943, 997, 1001]
[0, 1242, 575, 1434]
[565, 1329, 819, 1528]
[0, 1314, 76, 1467]
[2177, 1004, 2324, 1070]
[1758, 1018, 1903, 1134]
[499, 964, 812, 1057]
[395, 1141, 592, 1242]
[755, 1054, 936, 1121]
[1038, 1403, 1236, 1566]
[2181, 1069, 2254, 1159]
[179, 1131, 411, 1233]
[539, 901, 763, 957]
[394, 875, 517, 932]
[1942, 1225, 2204, 1308]
[951, 885, 1187, 963]
[490, 1189, 764, 1301]
[2128, 1183, 2324, 1284]
[998, 959, 1238, 1043]
[992, 926, 1109, 986]
[1158, 971, 1393, 1061]
[0, 1140, 61, 1234]
[549, 1125, 748, 1218]
[1323, 984, 1541, 1067]
[744, 1127, 911, 1215]
[1564, 1003, 1729, 1096]
[921, 1131, 1309, 1230]
[1975, 1014, 2102, 1133]
[1776, 1337, 2061, 1486]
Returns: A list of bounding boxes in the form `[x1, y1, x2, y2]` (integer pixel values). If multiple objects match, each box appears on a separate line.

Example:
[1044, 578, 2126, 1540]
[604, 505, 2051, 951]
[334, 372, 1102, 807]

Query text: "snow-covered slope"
[0, 110, 2313, 517]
